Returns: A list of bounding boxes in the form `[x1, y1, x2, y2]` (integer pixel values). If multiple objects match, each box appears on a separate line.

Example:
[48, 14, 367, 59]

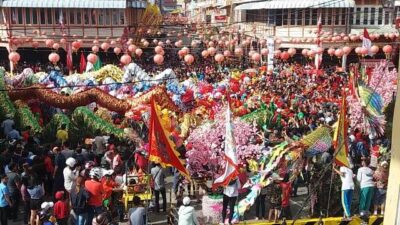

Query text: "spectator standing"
[373, 161, 389, 215]
[85, 168, 104, 223]
[357, 159, 375, 214]
[6, 125, 22, 140]
[54, 191, 69, 225]
[151, 163, 166, 212]
[70, 176, 89, 225]
[6, 162, 20, 221]
[64, 158, 79, 193]
[56, 124, 68, 145]
[220, 178, 240, 225]
[93, 132, 106, 163]
[333, 164, 354, 221]
[27, 176, 44, 225]
[1, 114, 15, 138]
[280, 174, 292, 220]
[178, 197, 199, 225]
[53, 147, 66, 194]
[128, 196, 146, 225]
[0, 174, 12, 225]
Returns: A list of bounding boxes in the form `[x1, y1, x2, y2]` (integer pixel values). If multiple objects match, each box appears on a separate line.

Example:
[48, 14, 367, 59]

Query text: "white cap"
[183, 197, 191, 206]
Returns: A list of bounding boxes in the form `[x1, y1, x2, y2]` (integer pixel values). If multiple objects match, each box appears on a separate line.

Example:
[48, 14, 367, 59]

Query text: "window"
[47, 9, 53, 24]
[335, 9, 340, 25]
[267, 9, 275, 25]
[40, 9, 46, 24]
[84, 9, 90, 24]
[105, 9, 111, 25]
[25, 9, 31, 24]
[341, 9, 346, 24]
[356, 8, 361, 24]
[70, 10, 75, 24]
[305, 9, 311, 25]
[349, 8, 354, 25]
[290, 9, 296, 25]
[384, 11, 390, 24]
[91, 10, 97, 25]
[282, 9, 288, 25]
[119, 10, 124, 25]
[32, 9, 37, 24]
[312, 10, 318, 25]
[112, 9, 119, 25]
[326, 8, 332, 25]
[275, 9, 282, 26]
[297, 10, 303, 25]
[321, 9, 326, 25]
[0, 10, 4, 24]
[76, 10, 82, 24]
[363, 8, 369, 24]
[370, 8, 375, 25]
[98, 10, 104, 25]
[377, 8, 383, 24]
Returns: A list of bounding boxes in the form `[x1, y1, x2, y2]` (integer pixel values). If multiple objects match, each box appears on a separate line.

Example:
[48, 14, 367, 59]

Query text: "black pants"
[23, 200, 30, 224]
[222, 195, 237, 224]
[0, 206, 8, 225]
[8, 192, 19, 219]
[280, 206, 292, 220]
[255, 194, 266, 218]
[154, 188, 166, 212]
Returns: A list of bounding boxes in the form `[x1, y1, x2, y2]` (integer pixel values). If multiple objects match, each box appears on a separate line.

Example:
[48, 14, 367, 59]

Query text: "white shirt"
[357, 166, 375, 189]
[223, 179, 240, 197]
[63, 167, 77, 192]
[340, 166, 354, 190]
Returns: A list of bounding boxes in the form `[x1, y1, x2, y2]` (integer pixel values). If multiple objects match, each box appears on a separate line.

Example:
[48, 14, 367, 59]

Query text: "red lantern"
[110, 40, 116, 45]
[214, 53, 224, 63]
[128, 45, 137, 53]
[101, 42, 110, 51]
[327, 48, 335, 56]
[52, 43, 60, 50]
[280, 51, 290, 60]
[383, 45, 393, 54]
[155, 46, 163, 54]
[370, 45, 379, 55]
[343, 46, 352, 55]
[120, 54, 132, 65]
[360, 47, 368, 55]
[45, 39, 54, 48]
[251, 52, 261, 61]
[234, 48, 243, 56]
[143, 41, 149, 47]
[184, 54, 194, 65]
[208, 47, 217, 56]
[72, 41, 81, 49]
[60, 38, 66, 44]
[261, 48, 269, 56]
[223, 50, 231, 57]
[135, 48, 143, 57]
[288, 48, 296, 56]
[154, 54, 164, 65]
[113, 47, 121, 55]
[92, 45, 99, 53]
[48, 53, 60, 64]
[93, 40, 99, 45]
[8, 52, 20, 63]
[274, 50, 281, 58]
[302, 49, 309, 57]
[335, 49, 344, 58]
[201, 50, 209, 58]
[32, 41, 39, 48]
[87, 53, 98, 64]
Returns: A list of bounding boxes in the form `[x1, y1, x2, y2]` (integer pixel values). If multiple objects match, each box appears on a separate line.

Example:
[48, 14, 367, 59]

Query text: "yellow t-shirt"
[56, 129, 68, 144]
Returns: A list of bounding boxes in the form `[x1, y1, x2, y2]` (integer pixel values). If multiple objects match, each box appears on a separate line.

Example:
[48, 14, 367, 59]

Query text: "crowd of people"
[0, 47, 393, 225]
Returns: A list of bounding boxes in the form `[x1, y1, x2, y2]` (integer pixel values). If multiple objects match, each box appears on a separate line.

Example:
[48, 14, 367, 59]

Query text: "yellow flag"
[333, 93, 350, 167]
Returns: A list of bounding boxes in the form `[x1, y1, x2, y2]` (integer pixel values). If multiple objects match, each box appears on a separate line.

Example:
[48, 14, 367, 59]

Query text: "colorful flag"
[66, 42, 73, 73]
[333, 92, 350, 167]
[213, 106, 239, 189]
[148, 99, 189, 178]
[79, 52, 86, 74]
[362, 28, 372, 55]
[315, 14, 322, 70]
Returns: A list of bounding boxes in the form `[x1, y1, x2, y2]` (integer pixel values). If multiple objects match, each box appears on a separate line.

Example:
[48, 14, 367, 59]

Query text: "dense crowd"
[0, 54, 393, 225]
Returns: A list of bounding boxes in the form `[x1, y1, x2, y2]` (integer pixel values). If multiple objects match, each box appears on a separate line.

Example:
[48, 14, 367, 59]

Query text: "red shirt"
[54, 200, 69, 219]
[44, 156, 54, 174]
[85, 179, 103, 207]
[280, 182, 292, 207]
[101, 178, 117, 199]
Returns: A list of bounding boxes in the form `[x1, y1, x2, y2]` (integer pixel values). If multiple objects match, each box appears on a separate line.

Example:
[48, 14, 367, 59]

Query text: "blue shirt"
[0, 183, 10, 207]
[27, 185, 44, 200]
[7, 129, 22, 140]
